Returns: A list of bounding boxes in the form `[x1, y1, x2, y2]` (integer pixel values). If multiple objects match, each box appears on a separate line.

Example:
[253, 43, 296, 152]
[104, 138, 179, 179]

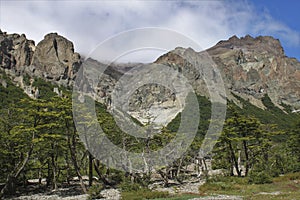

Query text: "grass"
[197, 172, 300, 200]
[153, 194, 203, 200]
[119, 172, 300, 199]
[121, 189, 169, 200]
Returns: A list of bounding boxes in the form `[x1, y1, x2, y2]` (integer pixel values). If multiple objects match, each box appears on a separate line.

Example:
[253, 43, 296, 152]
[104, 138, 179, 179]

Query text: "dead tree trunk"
[88, 152, 93, 187]
[93, 160, 113, 187]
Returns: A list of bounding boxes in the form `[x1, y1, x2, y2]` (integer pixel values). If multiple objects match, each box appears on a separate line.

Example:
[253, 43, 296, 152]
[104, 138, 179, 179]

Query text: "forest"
[0, 71, 299, 199]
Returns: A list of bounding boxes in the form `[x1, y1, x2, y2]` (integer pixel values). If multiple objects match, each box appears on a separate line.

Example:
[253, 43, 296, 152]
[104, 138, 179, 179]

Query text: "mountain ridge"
[0, 30, 299, 125]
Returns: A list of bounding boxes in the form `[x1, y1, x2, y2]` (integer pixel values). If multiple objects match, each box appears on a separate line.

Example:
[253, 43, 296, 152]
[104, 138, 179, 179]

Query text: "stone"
[31, 33, 81, 83]
[0, 31, 35, 71]
[156, 35, 300, 109]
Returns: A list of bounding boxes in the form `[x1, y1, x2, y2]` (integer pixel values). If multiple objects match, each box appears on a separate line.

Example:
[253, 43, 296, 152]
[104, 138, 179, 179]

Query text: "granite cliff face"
[0, 30, 81, 86]
[31, 33, 81, 82]
[1, 30, 300, 125]
[0, 30, 35, 71]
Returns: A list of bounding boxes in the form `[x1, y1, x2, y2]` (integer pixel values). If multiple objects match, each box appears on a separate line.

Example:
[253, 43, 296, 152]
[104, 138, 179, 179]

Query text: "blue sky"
[0, 0, 299, 62]
[250, 0, 300, 59]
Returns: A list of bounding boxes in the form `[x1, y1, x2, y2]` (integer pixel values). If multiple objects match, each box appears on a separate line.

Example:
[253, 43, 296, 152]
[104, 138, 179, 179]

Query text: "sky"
[0, 0, 299, 62]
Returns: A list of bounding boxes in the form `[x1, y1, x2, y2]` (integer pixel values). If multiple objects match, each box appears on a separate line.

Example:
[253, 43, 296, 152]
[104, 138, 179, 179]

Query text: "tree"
[0, 98, 58, 196]
[213, 110, 275, 177]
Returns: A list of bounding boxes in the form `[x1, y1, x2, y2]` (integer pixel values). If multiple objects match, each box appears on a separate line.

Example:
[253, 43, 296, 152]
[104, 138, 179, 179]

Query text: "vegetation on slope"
[0, 72, 299, 199]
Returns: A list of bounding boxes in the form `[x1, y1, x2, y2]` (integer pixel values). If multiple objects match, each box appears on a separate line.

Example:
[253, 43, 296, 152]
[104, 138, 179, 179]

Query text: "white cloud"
[0, 0, 299, 62]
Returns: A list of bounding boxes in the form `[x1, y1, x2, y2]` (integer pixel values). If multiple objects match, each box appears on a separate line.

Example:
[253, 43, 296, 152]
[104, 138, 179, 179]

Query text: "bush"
[273, 172, 300, 182]
[248, 171, 272, 184]
[199, 175, 251, 195]
[122, 189, 169, 200]
[119, 181, 142, 192]
[88, 183, 104, 200]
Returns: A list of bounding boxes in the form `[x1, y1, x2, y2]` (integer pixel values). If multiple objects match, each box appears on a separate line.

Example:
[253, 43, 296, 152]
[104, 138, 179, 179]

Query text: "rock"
[7, 194, 88, 200]
[0, 31, 35, 71]
[1, 30, 300, 122]
[156, 35, 300, 108]
[100, 189, 121, 200]
[31, 33, 81, 83]
[1, 80, 7, 88]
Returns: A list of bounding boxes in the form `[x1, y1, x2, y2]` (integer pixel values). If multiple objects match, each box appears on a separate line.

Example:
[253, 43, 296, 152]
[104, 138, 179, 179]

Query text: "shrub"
[248, 171, 272, 184]
[88, 183, 104, 200]
[122, 189, 169, 200]
[119, 181, 142, 192]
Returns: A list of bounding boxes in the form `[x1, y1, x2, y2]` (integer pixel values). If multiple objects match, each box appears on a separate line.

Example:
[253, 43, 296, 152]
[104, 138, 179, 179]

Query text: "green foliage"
[119, 181, 142, 192]
[167, 95, 211, 137]
[1, 69, 300, 197]
[32, 77, 56, 99]
[199, 172, 300, 199]
[121, 189, 169, 200]
[23, 74, 31, 85]
[231, 93, 298, 130]
[87, 183, 104, 200]
[199, 175, 248, 194]
[248, 171, 273, 184]
[213, 110, 276, 177]
[287, 121, 300, 166]
[273, 172, 300, 182]
[0, 74, 28, 108]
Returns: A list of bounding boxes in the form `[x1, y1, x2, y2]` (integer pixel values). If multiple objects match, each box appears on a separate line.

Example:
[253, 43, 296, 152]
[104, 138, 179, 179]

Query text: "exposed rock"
[0, 31, 81, 88]
[7, 194, 88, 200]
[1, 30, 300, 123]
[100, 189, 120, 200]
[1, 80, 7, 88]
[0, 31, 35, 71]
[156, 35, 300, 108]
[31, 33, 81, 83]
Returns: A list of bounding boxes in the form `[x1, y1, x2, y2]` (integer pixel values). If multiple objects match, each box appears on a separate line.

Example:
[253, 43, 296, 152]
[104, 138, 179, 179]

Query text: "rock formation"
[0, 30, 35, 71]
[156, 35, 300, 108]
[31, 33, 81, 82]
[0, 30, 81, 86]
[1, 30, 300, 124]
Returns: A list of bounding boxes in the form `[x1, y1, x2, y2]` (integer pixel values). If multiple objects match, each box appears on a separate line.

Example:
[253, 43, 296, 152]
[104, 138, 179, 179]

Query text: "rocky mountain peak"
[211, 35, 284, 57]
[31, 32, 81, 82]
[154, 35, 300, 109]
[1, 30, 299, 123]
[0, 31, 81, 82]
[0, 31, 35, 70]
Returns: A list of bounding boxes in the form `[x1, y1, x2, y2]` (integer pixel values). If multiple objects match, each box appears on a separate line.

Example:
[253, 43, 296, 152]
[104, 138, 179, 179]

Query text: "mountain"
[156, 35, 300, 109]
[0, 30, 81, 87]
[1, 30, 300, 125]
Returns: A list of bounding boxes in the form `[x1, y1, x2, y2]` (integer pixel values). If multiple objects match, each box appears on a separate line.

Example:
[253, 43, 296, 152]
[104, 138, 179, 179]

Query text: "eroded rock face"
[0, 31, 81, 86]
[78, 59, 183, 126]
[31, 33, 81, 82]
[156, 35, 300, 108]
[0, 30, 35, 71]
[1, 30, 300, 123]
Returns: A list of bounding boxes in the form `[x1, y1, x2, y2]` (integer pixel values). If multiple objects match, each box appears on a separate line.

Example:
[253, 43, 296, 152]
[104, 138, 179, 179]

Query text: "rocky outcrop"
[0, 31, 81, 86]
[208, 35, 300, 108]
[156, 35, 300, 108]
[79, 59, 183, 126]
[1, 30, 300, 121]
[0, 30, 35, 71]
[31, 33, 81, 82]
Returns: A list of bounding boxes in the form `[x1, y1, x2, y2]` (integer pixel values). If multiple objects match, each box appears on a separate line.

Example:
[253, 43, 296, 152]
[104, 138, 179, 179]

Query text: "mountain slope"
[1, 30, 300, 126]
[156, 35, 300, 110]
